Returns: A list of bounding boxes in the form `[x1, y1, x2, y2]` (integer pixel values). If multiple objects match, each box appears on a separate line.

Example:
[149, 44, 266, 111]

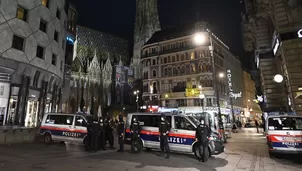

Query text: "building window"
[152, 59, 156, 65]
[42, 0, 49, 8]
[40, 19, 47, 32]
[16, 6, 28, 21]
[12, 35, 24, 51]
[36, 45, 44, 59]
[62, 39, 65, 49]
[52, 54, 57, 66]
[191, 64, 196, 73]
[60, 61, 63, 71]
[164, 58, 167, 63]
[206, 98, 212, 106]
[54, 31, 58, 42]
[56, 9, 60, 19]
[153, 70, 157, 77]
[191, 52, 195, 59]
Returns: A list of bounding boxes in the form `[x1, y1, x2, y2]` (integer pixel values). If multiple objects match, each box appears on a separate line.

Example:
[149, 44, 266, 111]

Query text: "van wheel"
[208, 147, 212, 157]
[145, 148, 152, 151]
[193, 144, 201, 158]
[44, 133, 52, 144]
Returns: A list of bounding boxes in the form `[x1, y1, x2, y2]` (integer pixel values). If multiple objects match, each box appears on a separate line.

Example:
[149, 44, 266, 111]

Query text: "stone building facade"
[131, 0, 161, 79]
[242, 0, 302, 115]
[0, 0, 67, 126]
[242, 71, 262, 121]
[141, 23, 244, 115]
[68, 26, 129, 116]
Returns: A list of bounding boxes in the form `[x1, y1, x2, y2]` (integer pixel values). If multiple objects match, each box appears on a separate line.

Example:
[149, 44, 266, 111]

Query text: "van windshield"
[268, 117, 302, 131]
[188, 116, 200, 126]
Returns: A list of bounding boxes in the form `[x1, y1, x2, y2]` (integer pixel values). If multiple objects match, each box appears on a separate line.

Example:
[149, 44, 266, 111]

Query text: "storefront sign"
[257, 95, 264, 102]
[0, 83, 9, 98]
[227, 69, 233, 94]
[273, 38, 280, 55]
[227, 70, 242, 99]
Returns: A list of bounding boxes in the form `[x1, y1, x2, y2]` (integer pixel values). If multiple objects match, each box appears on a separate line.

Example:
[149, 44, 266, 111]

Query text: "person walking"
[117, 114, 125, 152]
[98, 117, 106, 150]
[130, 115, 141, 153]
[106, 116, 115, 149]
[195, 118, 210, 162]
[255, 120, 259, 133]
[159, 114, 170, 158]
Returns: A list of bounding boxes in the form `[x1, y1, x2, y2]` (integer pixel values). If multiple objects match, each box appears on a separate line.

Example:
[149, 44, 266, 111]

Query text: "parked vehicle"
[39, 113, 88, 144]
[124, 113, 225, 157]
[265, 115, 302, 156]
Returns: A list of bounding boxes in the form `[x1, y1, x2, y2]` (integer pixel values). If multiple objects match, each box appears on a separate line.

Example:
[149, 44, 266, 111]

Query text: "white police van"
[124, 113, 224, 157]
[39, 113, 88, 144]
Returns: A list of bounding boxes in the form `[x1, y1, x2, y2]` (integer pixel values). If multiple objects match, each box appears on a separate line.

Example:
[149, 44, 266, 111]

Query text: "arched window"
[181, 66, 185, 74]
[177, 67, 181, 75]
[164, 68, 168, 76]
[153, 70, 157, 77]
[191, 64, 196, 73]
[199, 63, 203, 72]
[186, 64, 190, 74]
[173, 67, 177, 75]
[168, 67, 172, 76]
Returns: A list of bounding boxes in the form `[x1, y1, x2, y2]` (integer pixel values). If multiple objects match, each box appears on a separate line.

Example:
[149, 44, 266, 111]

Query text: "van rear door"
[267, 116, 302, 154]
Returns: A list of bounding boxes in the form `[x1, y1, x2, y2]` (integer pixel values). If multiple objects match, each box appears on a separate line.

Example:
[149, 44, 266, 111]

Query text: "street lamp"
[273, 74, 283, 83]
[134, 90, 140, 112]
[194, 31, 227, 143]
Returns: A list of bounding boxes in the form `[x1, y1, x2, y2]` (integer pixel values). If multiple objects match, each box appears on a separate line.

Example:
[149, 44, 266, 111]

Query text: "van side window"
[137, 115, 171, 127]
[174, 116, 195, 130]
[46, 115, 74, 125]
[75, 116, 86, 126]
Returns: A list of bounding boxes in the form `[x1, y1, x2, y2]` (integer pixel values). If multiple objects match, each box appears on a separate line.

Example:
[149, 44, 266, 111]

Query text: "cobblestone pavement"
[0, 128, 301, 171]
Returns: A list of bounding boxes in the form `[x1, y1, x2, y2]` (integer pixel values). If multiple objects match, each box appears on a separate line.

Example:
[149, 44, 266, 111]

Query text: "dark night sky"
[70, 0, 248, 69]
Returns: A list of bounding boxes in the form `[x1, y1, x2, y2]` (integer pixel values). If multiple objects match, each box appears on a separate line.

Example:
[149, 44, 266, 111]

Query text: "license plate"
[282, 142, 299, 147]
[282, 137, 295, 141]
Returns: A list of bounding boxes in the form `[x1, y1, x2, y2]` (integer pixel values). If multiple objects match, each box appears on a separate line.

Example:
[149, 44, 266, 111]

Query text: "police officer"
[85, 116, 93, 151]
[106, 116, 115, 149]
[195, 118, 210, 162]
[117, 114, 125, 152]
[90, 117, 100, 152]
[159, 114, 170, 158]
[130, 115, 141, 153]
[98, 117, 106, 150]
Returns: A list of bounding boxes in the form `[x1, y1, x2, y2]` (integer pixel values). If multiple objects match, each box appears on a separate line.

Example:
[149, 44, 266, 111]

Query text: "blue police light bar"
[66, 35, 74, 44]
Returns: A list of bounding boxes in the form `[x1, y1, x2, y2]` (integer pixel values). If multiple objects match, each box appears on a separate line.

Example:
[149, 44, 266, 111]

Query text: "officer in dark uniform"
[85, 116, 93, 151]
[106, 116, 115, 149]
[195, 118, 210, 162]
[130, 115, 141, 153]
[159, 114, 170, 158]
[90, 117, 100, 152]
[117, 114, 125, 152]
[98, 117, 106, 150]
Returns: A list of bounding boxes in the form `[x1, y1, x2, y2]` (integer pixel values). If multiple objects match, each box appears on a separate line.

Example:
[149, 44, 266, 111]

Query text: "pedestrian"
[85, 116, 93, 151]
[117, 114, 125, 152]
[130, 115, 141, 153]
[255, 120, 259, 133]
[195, 118, 210, 162]
[98, 117, 106, 150]
[159, 114, 170, 158]
[90, 117, 100, 152]
[106, 116, 115, 149]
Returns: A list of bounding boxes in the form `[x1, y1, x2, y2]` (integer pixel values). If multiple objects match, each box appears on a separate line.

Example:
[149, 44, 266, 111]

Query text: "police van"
[125, 113, 225, 157]
[39, 113, 88, 144]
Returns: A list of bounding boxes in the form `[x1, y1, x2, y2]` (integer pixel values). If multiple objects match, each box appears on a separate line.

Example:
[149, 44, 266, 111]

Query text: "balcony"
[142, 45, 196, 59]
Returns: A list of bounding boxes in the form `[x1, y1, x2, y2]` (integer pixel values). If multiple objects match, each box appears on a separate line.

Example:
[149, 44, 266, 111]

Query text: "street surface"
[0, 128, 301, 171]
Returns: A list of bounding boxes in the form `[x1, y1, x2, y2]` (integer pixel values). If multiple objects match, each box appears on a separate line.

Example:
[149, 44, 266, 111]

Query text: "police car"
[125, 113, 225, 157]
[39, 113, 88, 144]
